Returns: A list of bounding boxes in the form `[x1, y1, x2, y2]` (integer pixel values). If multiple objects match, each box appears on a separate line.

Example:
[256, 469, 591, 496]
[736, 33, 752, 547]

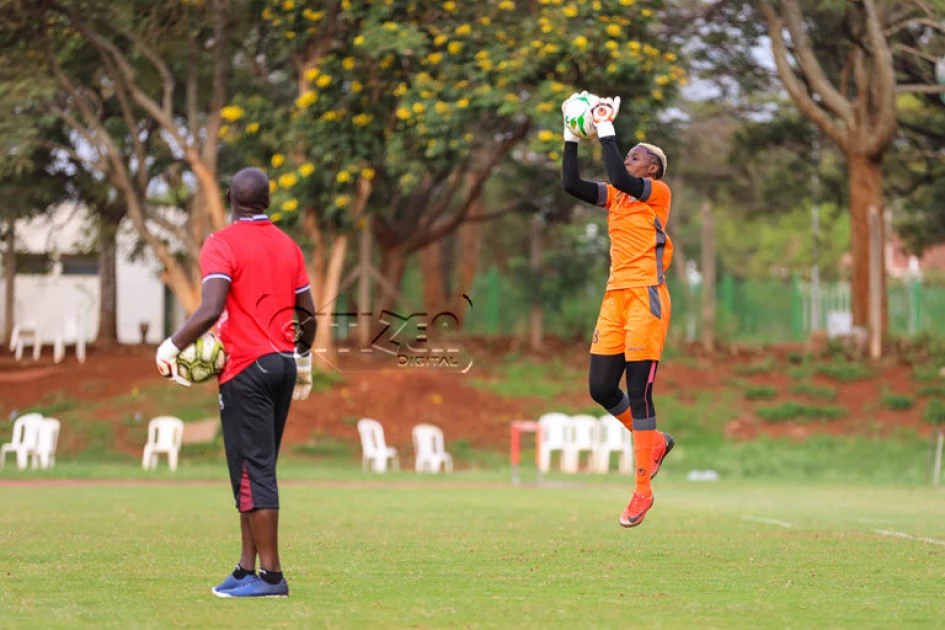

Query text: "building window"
[15, 253, 52, 275]
[61, 255, 99, 275]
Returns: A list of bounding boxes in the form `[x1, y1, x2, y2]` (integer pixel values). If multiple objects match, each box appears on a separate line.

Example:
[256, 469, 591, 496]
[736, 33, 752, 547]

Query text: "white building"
[0, 202, 183, 347]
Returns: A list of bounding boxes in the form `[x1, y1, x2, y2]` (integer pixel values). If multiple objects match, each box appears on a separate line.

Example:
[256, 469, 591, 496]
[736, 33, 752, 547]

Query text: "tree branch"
[885, 16, 945, 37]
[779, 0, 853, 124]
[758, 0, 849, 149]
[862, 0, 899, 156]
[894, 43, 941, 65]
[897, 84, 945, 94]
[101, 53, 150, 194]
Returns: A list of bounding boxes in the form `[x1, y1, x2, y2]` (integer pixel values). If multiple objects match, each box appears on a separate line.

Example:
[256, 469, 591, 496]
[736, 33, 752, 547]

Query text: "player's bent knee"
[589, 379, 622, 409]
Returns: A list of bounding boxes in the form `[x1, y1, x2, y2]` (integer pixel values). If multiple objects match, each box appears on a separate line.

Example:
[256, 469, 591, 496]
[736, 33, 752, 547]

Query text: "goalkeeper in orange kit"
[561, 92, 674, 528]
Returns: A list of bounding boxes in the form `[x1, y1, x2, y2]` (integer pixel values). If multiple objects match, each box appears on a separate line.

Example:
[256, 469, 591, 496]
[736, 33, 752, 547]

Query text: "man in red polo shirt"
[155, 167, 316, 599]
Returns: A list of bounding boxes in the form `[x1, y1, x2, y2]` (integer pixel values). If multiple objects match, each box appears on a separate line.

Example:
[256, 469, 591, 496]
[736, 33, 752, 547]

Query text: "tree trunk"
[302, 207, 347, 363]
[97, 226, 119, 346]
[420, 240, 446, 318]
[454, 196, 484, 329]
[374, 245, 409, 319]
[161, 265, 200, 315]
[847, 152, 888, 333]
[3, 222, 14, 346]
[529, 215, 543, 352]
[700, 201, 716, 353]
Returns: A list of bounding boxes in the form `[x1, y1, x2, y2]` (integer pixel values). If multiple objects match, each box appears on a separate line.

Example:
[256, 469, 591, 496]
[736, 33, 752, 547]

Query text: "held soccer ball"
[176, 332, 227, 384]
[562, 93, 598, 139]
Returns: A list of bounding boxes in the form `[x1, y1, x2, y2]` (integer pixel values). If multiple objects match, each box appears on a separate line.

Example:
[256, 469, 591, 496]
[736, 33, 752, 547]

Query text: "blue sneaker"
[212, 568, 257, 597]
[217, 576, 289, 598]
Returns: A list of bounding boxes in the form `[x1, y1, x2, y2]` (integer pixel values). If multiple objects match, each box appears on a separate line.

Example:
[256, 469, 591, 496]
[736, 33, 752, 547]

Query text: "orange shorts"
[590, 285, 671, 361]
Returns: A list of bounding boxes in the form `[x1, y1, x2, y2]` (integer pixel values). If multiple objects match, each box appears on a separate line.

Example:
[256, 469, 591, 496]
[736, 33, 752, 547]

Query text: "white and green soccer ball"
[176, 332, 227, 384]
[563, 93, 598, 139]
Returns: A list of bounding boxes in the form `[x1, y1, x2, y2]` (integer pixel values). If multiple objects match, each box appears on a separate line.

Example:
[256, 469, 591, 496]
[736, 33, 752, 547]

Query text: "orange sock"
[632, 419, 658, 496]
[613, 408, 634, 432]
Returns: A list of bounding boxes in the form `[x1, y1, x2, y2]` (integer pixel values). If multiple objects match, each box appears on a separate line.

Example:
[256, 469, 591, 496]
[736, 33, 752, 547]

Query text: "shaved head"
[228, 167, 270, 215]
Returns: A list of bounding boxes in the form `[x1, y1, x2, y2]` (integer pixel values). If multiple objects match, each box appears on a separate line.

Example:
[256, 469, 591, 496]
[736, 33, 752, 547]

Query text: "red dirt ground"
[0, 340, 941, 455]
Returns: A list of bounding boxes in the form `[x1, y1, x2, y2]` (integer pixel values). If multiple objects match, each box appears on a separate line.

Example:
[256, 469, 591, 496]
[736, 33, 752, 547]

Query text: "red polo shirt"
[199, 214, 310, 384]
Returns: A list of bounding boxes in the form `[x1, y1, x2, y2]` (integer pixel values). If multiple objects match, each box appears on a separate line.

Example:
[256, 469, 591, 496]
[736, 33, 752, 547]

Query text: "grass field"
[3, 472, 944, 629]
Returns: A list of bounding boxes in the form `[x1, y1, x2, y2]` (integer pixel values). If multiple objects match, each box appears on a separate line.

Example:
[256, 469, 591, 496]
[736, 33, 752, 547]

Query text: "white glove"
[155, 338, 192, 387]
[592, 96, 621, 139]
[293, 352, 313, 401]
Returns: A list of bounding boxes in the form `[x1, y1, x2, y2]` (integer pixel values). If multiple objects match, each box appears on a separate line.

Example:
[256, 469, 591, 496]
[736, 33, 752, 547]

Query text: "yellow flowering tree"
[224, 0, 681, 321]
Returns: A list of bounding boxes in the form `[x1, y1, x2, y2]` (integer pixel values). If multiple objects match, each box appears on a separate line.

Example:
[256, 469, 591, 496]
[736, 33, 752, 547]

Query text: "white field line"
[871, 529, 945, 547]
[743, 516, 793, 528]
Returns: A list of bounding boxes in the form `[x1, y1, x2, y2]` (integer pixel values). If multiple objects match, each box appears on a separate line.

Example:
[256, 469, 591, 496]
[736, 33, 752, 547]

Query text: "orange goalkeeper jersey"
[599, 179, 673, 290]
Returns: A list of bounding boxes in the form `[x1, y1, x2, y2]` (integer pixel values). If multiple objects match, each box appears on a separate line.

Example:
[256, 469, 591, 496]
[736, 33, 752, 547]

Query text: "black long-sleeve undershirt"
[561, 141, 600, 205]
[600, 136, 647, 200]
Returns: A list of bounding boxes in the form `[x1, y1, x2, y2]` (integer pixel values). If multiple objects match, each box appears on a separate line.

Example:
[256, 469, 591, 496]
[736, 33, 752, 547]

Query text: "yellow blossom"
[271, 154, 285, 168]
[434, 34, 448, 46]
[548, 151, 560, 160]
[303, 9, 323, 21]
[605, 40, 618, 50]
[481, 16, 491, 25]
[434, 101, 450, 114]
[607, 63, 617, 73]
[628, 40, 641, 51]
[656, 75, 669, 85]
[354, 35, 365, 46]
[221, 105, 245, 122]
[652, 89, 663, 100]
[396, 107, 411, 119]
[427, 52, 443, 65]
[361, 168, 375, 180]
[245, 122, 260, 133]
[351, 80, 363, 93]
[281, 199, 299, 212]
[499, 0, 515, 8]
[456, 80, 469, 89]
[296, 91, 318, 108]
[606, 24, 621, 37]
[269, 180, 277, 193]
[316, 74, 332, 88]
[538, 130, 554, 142]
[321, 110, 338, 121]
[380, 55, 394, 69]
[550, 81, 565, 93]
[271, 212, 283, 222]
[284, 31, 296, 40]
[262, 8, 273, 19]
[537, 102, 555, 112]
[456, 97, 470, 108]
[299, 163, 315, 177]
[619, 0, 634, 4]
[463, 132, 473, 141]
[421, 90, 434, 99]
[400, 173, 414, 185]
[304, 67, 320, 81]
[443, 0, 456, 11]
[334, 195, 351, 207]
[278, 173, 298, 188]
[455, 24, 471, 35]
[336, 171, 351, 183]
[543, 44, 559, 54]
[635, 130, 646, 141]
[476, 50, 490, 60]
[218, 124, 230, 139]
[412, 102, 426, 114]
[382, 21, 398, 31]
[642, 8, 653, 16]
[394, 83, 408, 97]
[353, 113, 374, 126]
[573, 35, 588, 48]
[447, 41, 462, 54]
[563, 4, 578, 16]
[282, 0, 294, 10]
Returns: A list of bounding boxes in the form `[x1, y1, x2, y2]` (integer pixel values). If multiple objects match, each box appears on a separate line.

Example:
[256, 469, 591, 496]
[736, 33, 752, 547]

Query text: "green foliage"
[790, 382, 838, 401]
[923, 399, 945, 426]
[917, 384, 945, 398]
[756, 401, 847, 423]
[744, 386, 777, 400]
[815, 361, 873, 383]
[881, 391, 915, 411]
[912, 365, 943, 382]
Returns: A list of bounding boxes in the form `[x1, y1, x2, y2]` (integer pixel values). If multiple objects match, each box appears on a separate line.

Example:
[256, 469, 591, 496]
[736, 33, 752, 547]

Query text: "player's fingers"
[613, 96, 621, 114]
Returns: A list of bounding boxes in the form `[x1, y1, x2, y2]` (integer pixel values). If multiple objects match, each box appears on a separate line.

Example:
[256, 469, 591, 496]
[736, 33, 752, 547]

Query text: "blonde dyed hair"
[635, 143, 667, 179]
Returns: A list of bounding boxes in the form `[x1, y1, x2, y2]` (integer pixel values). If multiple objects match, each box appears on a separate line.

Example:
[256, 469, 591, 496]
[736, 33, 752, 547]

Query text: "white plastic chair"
[31, 418, 61, 470]
[561, 414, 600, 474]
[10, 321, 42, 361]
[538, 412, 570, 473]
[357, 418, 399, 473]
[0, 413, 45, 470]
[53, 314, 86, 364]
[412, 424, 453, 474]
[595, 414, 634, 474]
[142, 416, 184, 472]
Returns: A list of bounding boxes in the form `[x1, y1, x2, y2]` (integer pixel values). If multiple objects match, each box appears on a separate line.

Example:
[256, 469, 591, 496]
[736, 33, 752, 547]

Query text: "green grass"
[755, 401, 848, 423]
[917, 383, 945, 398]
[881, 391, 915, 411]
[1, 478, 944, 629]
[789, 382, 838, 401]
[733, 357, 775, 376]
[912, 365, 942, 382]
[923, 399, 945, 426]
[815, 361, 874, 383]
[743, 385, 777, 400]
[470, 356, 584, 399]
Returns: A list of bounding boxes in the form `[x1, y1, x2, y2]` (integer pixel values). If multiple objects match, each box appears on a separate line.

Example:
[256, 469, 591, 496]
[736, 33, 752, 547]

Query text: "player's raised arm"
[561, 93, 608, 207]
[592, 97, 649, 201]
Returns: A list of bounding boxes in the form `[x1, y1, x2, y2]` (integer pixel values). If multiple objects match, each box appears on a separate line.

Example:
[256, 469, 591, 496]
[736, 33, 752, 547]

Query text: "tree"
[0, 0, 237, 314]
[225, 0, 683, 346]
[754, 0, 945, 333]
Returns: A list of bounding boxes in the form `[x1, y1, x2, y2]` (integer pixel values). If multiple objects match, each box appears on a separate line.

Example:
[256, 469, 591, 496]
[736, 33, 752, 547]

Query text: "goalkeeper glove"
[562, 91, 599, 143]
[155, 337, 192, 387]
[592, 96, 621, 139]
[293, 352, 313, 401]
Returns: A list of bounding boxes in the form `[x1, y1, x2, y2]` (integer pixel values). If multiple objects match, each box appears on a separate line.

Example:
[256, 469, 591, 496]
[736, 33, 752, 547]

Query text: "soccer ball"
[563, 92, 598, 139]
[176, 332, 227, 384]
